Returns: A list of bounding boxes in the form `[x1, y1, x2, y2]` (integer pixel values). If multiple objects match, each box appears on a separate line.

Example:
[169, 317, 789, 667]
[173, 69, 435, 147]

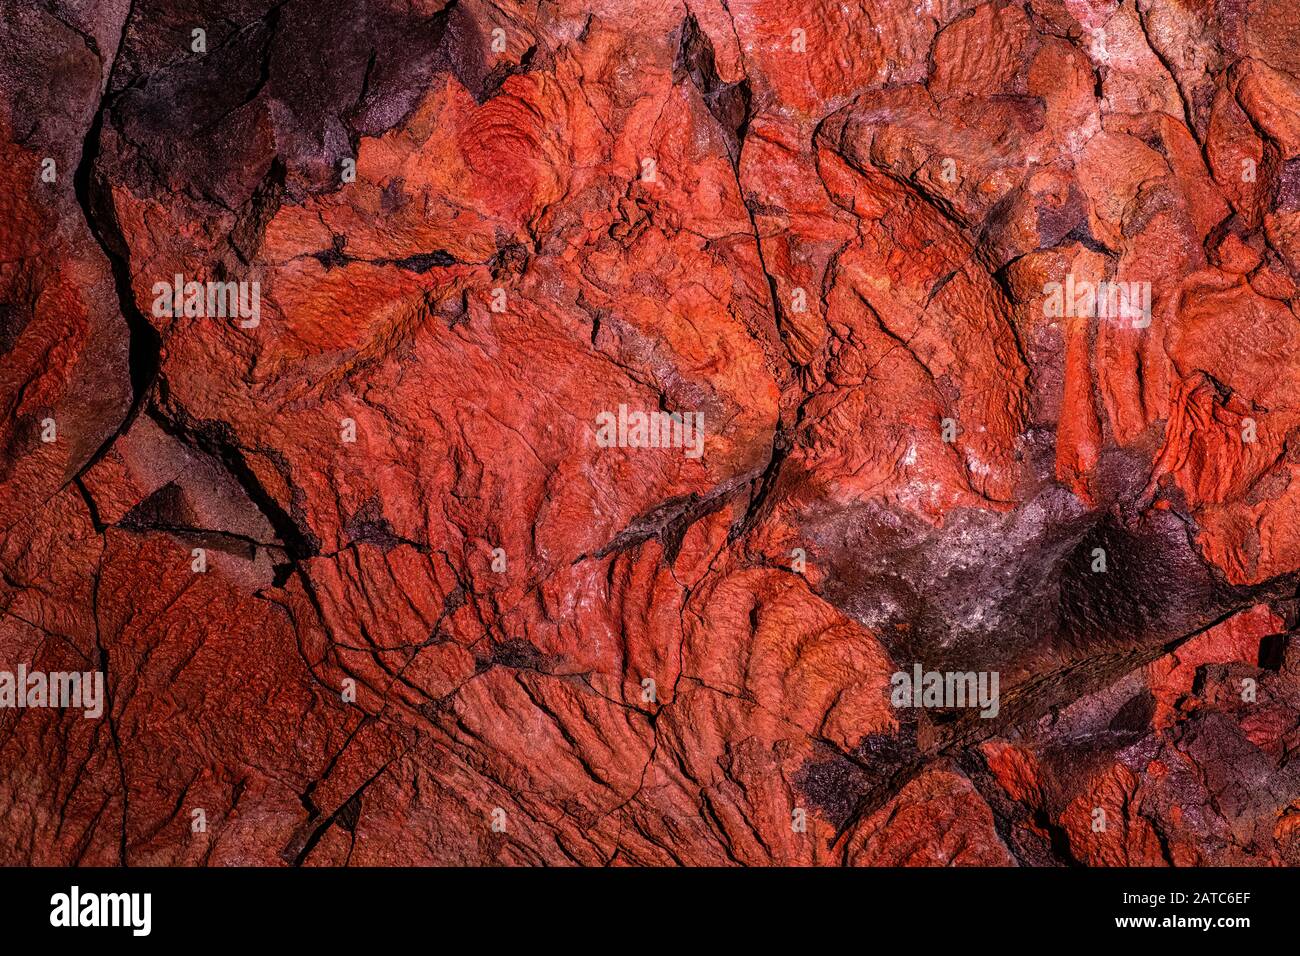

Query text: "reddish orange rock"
[1, 0, 1299, 868]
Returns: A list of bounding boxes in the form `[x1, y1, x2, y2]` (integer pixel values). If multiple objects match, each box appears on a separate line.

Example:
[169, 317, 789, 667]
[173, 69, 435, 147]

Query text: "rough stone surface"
[1, 0, 1298, 865]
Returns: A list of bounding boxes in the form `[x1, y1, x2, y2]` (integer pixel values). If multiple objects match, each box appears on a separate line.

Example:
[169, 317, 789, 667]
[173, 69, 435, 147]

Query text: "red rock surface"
[1, 0, 1298, 865]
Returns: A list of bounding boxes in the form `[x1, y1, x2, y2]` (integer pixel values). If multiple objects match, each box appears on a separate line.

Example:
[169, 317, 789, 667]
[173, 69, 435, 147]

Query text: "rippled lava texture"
[2, 0, 1300, 866]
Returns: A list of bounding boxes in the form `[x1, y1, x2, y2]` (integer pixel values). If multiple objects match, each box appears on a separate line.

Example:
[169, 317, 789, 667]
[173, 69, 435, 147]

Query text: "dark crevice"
[146, 402, 320, 566]
[88, 548, 130, 865]
[71, 62, 162, 485]
[675, 12, 752, 172]
[386, 250, 460, 272]
[311, 238, 466, 273]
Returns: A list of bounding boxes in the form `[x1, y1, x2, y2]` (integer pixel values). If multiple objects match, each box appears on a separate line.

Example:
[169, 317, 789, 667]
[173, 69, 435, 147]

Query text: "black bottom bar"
[0, 866, 1284, 943]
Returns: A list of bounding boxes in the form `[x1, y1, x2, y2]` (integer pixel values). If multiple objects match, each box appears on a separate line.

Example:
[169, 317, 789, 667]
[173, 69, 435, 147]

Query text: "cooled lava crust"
[1, 0, 1299, 865]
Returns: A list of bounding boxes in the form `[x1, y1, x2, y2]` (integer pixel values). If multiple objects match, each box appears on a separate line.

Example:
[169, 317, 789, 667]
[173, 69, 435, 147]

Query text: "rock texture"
[1, 0, 1299, 865]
